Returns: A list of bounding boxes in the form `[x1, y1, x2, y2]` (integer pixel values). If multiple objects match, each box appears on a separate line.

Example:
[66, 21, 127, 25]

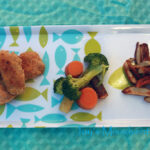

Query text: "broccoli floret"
[54, 77, 65, 95]
[84, 53, 109, 85]
[62, 65, 105, 100]
[84, 53, 109, 69]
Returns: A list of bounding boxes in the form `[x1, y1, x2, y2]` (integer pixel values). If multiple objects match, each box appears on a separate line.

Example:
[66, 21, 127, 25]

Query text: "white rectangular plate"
[0, 25, 150, 127]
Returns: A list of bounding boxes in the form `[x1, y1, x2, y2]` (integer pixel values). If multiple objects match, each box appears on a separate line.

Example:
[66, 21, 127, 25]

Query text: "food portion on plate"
[122, 42, 150, 102]
[0, 50, 45, 105]
[0, 51, 25, 95]
[54, 53, 109, 113]
[20, 51, 45, 80]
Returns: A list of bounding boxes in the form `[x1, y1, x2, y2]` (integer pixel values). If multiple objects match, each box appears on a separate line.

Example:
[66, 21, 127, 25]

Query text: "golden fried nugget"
[20, 51, 45, 80]
[0, 51, 25, 95]
[0, 83, 15, 105]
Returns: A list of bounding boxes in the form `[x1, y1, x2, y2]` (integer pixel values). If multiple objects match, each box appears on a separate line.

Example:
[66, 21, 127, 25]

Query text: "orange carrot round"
[65, 61, 83, 77]
[77, 87, 98, 110]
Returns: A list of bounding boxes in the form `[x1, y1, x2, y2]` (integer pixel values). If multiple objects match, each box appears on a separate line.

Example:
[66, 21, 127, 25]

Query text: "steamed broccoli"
[62, 65, 105, 100]
[84, 53, 109, 85]
[54, 77, 65, 95]
[84, 53, 109, 70]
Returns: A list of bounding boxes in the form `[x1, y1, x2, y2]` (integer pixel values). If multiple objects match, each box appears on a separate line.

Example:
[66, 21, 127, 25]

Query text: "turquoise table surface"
[0, 0, 150, 150]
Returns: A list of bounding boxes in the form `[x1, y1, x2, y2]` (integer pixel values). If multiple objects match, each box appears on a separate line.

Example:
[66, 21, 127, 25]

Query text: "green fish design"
[39, 26, 48, 48]
[71, 111, 102, 122]
[84, 32, 101, 55]
[108, 67, 131, 90]
[35, 126, 46, 128]
[7, 125, 13, 128]
[9, 26, 19, 47]
[0, 104, 5, 115]
[15, 87, 48, 101]
[26, 47, 34, 52]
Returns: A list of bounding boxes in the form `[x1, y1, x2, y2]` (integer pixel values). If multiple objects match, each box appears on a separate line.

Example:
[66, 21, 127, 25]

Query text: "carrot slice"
[77, 87, 98, 110]
[65, 61, 83, 77]
[90, 76, 108, 99]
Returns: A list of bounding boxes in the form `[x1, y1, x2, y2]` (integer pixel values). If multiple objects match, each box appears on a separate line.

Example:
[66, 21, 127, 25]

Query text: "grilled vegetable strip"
[135, 42, 149, 64]
[123, 61, 137, 84]
[90, 76, 108, 99]
[140, 43, 149, 61]
[135, 42, 142, 64]
[139, 61, 150, 67]
[122, 42, 150, 103]
[136, 76, 150, 87]
[144, 97, 150, 103]
[126, 59, 141, 79]
[122, 86, 150, 97]
[138, 66, 150, 74]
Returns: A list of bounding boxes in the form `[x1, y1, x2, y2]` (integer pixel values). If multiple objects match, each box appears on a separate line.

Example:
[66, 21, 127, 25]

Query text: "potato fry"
[122, 86, 150, 97]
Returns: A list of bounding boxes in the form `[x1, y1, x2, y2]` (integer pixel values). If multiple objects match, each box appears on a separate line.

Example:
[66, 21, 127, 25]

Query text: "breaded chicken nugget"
[0, 51, 25, 95]
[0, 83, 15, 105]
[20, 51, 45, 80]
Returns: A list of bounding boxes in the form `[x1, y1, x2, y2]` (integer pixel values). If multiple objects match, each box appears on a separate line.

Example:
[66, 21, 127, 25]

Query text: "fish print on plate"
[15, 87, 48, 101]
[20, 118, 30, 127]
[39, 26, 48, 48]
[0, 26, 107, 128]
[51, 95, 64, 107]
[40, 51, 50, 86]
[84, 32, 101, 55]
[60, 123, 96, 128]
[72, 48, 81, 61]
[53, 29, 83, 44]
[0, 27, 6, 49]
[71, 102, 79, 110]
[26, 47, 33, 52]
[55, 45, 67, 75]
[7, 125, 13, 128]
[34, 114, 67, 123]
[71, 112, 102, 122]
[9, 26, 19, 47]
[6, 104, 44, 119]
[23, 26, 32, 42]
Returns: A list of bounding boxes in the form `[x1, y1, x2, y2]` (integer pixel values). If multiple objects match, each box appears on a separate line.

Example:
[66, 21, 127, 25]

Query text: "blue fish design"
[20, 118, 30, 127]
[9, 51, 19, 55]
[23, 26, 32, 42]
[34, 114, 67, 123]
[40, 51, 50, 86]
[55, 45, 67, 75]
[72, 48, 81, 61]
[0, 27, 6, 49]
[71, 102, 79, 110]
[6, 104, 44, 119]
[51, 95, 64, 107]
[53, 30, 83, 44]
[60, 123, 96, 128]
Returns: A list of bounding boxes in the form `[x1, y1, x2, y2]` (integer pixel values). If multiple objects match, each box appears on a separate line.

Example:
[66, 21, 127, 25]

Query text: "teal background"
[0, 0, 150, 149]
